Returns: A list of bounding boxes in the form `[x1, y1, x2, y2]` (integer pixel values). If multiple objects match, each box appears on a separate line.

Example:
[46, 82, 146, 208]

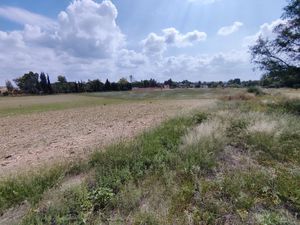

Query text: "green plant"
[247, 86, 265, 96]
[193, 112, 209, 124]
[88, 187, 114, 211]
[0, 166, 65, 213]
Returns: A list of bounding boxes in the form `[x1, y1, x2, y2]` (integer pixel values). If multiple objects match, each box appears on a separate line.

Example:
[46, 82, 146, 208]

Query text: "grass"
[0, 88, 300, 224]
[0, 94, 125, 117]
[0, 88, 234, 117]
[0, 165, 66, 214]
[85, 88, 242, 100]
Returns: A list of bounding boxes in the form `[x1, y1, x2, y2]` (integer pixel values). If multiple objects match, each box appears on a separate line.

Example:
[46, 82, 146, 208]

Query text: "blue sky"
[0, 0, 287, 84]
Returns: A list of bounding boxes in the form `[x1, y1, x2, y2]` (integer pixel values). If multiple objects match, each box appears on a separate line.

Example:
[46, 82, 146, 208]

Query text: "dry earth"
[0, 99, 215, 177]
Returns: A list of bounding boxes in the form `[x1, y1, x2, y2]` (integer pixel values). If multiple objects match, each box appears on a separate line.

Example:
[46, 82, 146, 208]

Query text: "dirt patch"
[0, 99, 215, 177]
[218, 146, 259, 172]
[0, 202, 29, 225]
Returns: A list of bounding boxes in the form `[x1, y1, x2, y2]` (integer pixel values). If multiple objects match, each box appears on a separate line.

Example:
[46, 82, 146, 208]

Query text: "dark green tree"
[250, 0, 300, 88]
[57, 75, 67, 83]
[85, 79, 104, 92]
[104, 79, 111, 91]
[40, 73, 48, 93]
[5, 80, 14, 92]
[14, 71, 40, 94]
[46, 74, 52, 93]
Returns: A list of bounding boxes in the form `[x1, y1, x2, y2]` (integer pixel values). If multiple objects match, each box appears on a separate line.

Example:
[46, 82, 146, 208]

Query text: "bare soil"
[0, 99, 215, 177]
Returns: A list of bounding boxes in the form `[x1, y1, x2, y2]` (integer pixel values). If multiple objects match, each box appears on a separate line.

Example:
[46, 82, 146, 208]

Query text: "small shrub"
[226, 119, 248, 146]
[247, 86, 265, 96]
[88, 187, 114, 211]
[193, 112, 209, 124]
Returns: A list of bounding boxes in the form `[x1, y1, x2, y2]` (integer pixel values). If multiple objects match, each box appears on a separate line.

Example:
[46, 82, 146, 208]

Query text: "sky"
[0, 0, 287, 85]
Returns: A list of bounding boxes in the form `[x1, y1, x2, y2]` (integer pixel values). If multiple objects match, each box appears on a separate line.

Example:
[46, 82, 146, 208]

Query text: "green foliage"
[0, 166, 65, 214]
[226, 118, 248, 146]
[250, 0, 300, 88]
[88, 187, 114, 210]
[247, 129, 300, 164]
[5, 80, 14, 92]
[267, 98, 300, 115]
[169, 178, 194, 215]
[255, 211, 291, 225]
[22, 186, 93, 225]
[180, 136, 224, 173]
[247, 86, 265, 96]
[14, 71, 40, 94]
[193, 112, 209, 124]
[276, 169, 300, 213]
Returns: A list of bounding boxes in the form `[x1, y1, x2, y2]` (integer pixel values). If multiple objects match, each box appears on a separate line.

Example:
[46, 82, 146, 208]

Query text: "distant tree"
[149, 78, 158, 87]
[228, 78, 241, 87]
[5, 80, 14, 92]
[85, 79, 104, 92]
[46, 74, 52, 93]
[118, 77, 129, 85]
[57, 75, 67, 83]
[118, 78, 132, 91]
[14, 71, 40, 94]
[77, 81, 85, 92]
[52, 75, 69, 93]
[250, 0, 300, 88]
[111, 82, 119, 91]
[104, 79, 111, 91]
[40, 72, 48, 93]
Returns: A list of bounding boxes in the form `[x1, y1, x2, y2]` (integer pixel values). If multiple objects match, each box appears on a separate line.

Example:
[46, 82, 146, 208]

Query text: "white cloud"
[116, 49, 147, 69]
[142, 28, 207, 56]
[53, 0, 125, 58]
[218, 21, 243, 36]
[149, 50, 255, 82]
[0, 0, 125, 59]
[0, 6, 56, 28]
[243, 19, 285, 47]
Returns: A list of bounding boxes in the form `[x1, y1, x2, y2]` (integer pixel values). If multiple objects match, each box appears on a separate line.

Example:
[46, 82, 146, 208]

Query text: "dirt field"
[0, 98, 215, 177]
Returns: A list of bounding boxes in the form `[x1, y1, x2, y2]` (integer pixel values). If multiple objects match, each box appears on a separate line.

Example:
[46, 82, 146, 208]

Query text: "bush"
[193, 112, 209, 124]
[267, 98, 300, 115]
[247, 86, 265, 96]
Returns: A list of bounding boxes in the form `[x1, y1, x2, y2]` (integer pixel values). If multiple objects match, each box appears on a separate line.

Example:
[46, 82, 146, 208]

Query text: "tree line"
[2, 71, 263, 96]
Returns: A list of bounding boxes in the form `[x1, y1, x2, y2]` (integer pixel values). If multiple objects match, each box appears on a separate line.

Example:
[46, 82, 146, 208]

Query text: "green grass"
[0, 94, 125, 117]
[0, 166, 66, 214]
[85, 88, 241, 100]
